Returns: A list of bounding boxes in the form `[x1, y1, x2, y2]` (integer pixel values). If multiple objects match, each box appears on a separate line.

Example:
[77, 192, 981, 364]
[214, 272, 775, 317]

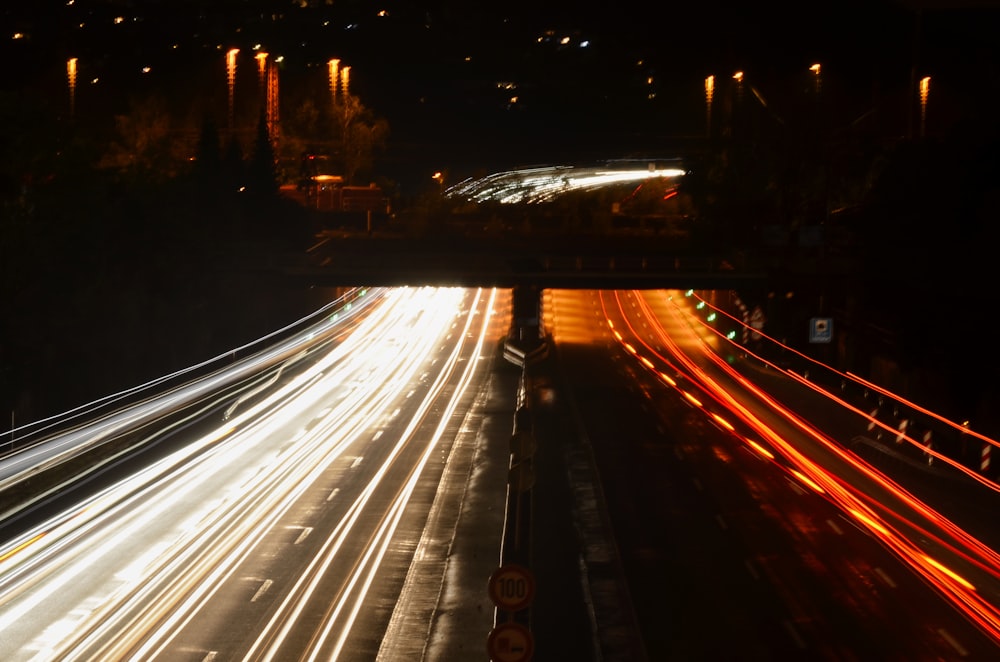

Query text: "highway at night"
[2, 283, 1000, 660]
[0, 286, 511, 661]
[534, 288, 1000, 659]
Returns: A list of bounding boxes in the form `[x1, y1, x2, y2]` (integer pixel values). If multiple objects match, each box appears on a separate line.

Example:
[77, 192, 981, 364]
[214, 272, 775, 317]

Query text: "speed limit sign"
[488, 563, 535, 612]
[487, 621, 534, 662]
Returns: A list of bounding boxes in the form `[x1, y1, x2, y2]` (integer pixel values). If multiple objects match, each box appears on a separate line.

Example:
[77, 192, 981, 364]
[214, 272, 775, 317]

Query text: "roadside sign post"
[809, 317, 833, 344]
[488, 563, 536, 613]
[487, 621, 534, 662]
[749, 305, 766, 341]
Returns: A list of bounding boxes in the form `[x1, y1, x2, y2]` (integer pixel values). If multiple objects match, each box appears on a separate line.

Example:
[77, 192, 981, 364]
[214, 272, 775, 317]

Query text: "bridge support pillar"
[504, 285, 547, 367]
[512, 285, 541, 343]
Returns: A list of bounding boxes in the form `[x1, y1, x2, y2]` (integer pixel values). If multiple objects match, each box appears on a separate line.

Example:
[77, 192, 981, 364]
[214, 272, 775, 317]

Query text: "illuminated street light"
[328, 58, 340, 106]
[704, 75, 714, 137]
[226, 48, 239, 133]
[340, 65, 351, 97]
[732, 70, 744, 102]
[809, 63, 822, 95]
[919, 76, 930, 138]
[256, 51, 280, 147]
[256, 52, 268, 92]
[67, 57, 77, 120]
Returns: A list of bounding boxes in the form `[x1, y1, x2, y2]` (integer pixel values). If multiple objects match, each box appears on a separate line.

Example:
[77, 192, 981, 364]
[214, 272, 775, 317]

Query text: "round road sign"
[488, 563, 535, 612]
[486, 621, 534, 662]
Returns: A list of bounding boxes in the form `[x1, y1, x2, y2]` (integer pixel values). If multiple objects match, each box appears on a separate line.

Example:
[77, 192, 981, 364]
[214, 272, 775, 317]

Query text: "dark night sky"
[2, 1, 999, 177]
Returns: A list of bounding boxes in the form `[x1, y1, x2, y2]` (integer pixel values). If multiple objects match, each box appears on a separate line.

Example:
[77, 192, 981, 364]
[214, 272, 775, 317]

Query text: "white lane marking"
[251, 579, 273, 603]
[782, 619, 807, 649]
[874, 567, 897, 588]
[937, 628, 969, 657]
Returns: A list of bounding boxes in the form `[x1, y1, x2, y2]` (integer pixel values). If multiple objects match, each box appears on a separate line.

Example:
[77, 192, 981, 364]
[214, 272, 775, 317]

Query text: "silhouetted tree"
[100, 95, 180, 182]
[222, 134, 244, 191]
[334, 94, 389, 184]
[247, 112, 278, 197]
[193, 114, 222, 183]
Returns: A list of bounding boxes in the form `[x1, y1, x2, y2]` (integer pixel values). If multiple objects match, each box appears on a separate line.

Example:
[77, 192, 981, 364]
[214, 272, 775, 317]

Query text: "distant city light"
[141, 66, 151, 73]
[12, 33, 24, 40]
[580, 41, 590, 48]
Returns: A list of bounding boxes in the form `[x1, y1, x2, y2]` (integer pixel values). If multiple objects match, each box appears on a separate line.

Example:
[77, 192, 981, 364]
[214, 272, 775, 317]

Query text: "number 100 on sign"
[488, 564, 535, 612]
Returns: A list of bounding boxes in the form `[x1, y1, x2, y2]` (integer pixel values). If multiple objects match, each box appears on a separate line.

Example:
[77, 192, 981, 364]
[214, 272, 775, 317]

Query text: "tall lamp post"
[809, 63, 822, 96]
[67, 58, 78, 121]
[328, 58, 340, 108]
[341, 65, 351, 98]
[226, 48, 239, 134]
[919, 76, 930, 138]
[256, 52, 268, 96]
[704, 75, 714, 138]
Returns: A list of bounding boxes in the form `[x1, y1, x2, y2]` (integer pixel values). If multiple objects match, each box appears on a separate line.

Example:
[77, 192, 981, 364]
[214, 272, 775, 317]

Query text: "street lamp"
[732, 71, 744, 103]
[340, 65, 351, 98]
[328, 58, 340, 107]
[67, 57, 77, 120]
[704, 75, 714, 137]
[919, 76, 930, 138]
[226, 48, 239, 133]
[809, 63, 822, 95]
[256, 52, 268, 94]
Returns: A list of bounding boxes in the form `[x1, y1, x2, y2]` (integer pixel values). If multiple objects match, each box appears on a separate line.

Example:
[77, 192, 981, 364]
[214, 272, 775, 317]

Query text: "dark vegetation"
[670, 65, 1000, 439]
[0, 92, 324, 424]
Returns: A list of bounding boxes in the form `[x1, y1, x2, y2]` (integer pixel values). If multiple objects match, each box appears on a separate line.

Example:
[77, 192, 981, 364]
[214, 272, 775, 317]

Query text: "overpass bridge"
[273, 234, 774, 367]
[268, 159, 858, 361]
[277, 233, 770, 291]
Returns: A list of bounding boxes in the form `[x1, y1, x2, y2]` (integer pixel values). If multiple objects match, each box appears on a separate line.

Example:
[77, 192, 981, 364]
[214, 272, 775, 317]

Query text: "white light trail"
[0, 287, 493, 661]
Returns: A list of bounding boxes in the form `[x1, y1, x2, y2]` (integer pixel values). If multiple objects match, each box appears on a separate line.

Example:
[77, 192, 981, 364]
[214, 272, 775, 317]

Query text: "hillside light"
[328, 58, 340, 105]
[919, 76, 930, 138]
[67, 57, 78, 119]
[256, 52, 268, 90]
[809, 63, 821, 94]
[226, 48, 239, 132]
[704, 75, 714, 136]
[340, 65, 351, 97]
